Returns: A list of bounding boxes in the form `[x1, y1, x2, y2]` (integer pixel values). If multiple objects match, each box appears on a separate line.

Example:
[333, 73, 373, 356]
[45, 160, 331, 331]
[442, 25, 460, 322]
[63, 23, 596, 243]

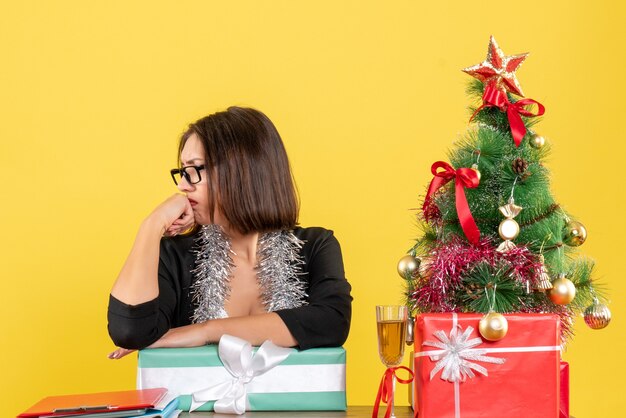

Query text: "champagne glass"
[376, 305, 407, 418]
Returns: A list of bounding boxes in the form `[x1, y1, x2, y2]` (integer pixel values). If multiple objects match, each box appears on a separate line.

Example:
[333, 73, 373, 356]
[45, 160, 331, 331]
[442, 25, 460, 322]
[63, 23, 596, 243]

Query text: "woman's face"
[178, 134, 224, 226]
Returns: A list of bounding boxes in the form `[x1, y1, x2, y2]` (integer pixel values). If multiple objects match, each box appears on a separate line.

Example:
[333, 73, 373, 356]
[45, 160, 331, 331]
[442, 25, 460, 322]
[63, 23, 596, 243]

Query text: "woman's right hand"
[147, 193, 195, 236]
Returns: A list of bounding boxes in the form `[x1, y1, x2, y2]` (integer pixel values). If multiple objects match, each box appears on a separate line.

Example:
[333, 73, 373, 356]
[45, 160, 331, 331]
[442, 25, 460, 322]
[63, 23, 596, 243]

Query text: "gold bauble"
[563, 220, 587, 247]
[479, 312, 509, 341]
[548, 276, 576, 305]
[584, 301, 611, 329]
[498, 218, 520, 240]
[471, 163, 481, 182]
[397, 255, 420, 279]
[529, 133, 545, 149]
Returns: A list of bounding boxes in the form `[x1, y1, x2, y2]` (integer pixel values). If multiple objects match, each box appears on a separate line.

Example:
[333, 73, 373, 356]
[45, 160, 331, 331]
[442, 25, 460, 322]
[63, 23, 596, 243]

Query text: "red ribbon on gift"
[472, 84, 545, 147]
[422, 161, 481, 245]
[372, 366, 415, 418]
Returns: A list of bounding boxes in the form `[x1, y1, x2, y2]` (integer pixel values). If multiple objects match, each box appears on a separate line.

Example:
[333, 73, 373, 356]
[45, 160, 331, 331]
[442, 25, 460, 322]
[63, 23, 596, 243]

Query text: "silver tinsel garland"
[256, 230, 308, 311]
[191, 225, 234, 322]
[191, 225, 308, 323]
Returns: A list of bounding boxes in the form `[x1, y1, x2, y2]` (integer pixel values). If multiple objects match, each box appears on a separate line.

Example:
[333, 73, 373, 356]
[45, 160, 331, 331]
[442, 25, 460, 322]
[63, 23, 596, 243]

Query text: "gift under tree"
[398, 36, 612, 418]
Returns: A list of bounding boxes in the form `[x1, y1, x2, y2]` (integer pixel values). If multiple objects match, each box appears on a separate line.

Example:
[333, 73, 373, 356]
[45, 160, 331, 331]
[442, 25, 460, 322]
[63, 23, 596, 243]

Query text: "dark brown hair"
[179, 107, 299, 234]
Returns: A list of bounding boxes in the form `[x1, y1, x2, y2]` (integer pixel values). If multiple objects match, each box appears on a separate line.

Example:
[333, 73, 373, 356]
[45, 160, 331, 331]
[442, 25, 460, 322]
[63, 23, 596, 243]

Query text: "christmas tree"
[400, 36, 611, 342]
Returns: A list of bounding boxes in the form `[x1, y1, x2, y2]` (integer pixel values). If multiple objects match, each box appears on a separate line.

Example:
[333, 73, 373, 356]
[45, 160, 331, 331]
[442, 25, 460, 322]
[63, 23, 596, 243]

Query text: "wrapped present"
[560, 361, 569, 418]
[137, 335, 346, 413]
[412, 313, 561, 418]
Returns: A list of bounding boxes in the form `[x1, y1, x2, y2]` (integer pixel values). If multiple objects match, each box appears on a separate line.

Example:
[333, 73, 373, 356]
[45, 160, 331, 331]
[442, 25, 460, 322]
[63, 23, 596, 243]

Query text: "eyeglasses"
[170, 165, 205, 186]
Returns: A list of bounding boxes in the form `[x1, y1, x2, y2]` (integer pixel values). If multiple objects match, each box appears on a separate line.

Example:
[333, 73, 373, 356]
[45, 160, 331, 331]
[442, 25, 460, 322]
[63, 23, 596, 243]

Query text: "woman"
[107, 107, 351, 359]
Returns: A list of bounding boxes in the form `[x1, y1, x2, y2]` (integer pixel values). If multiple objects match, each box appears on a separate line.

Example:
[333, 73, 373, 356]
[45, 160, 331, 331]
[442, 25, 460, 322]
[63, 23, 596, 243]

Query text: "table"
[180, 407, 573, 417]
[180, 406, 411, 417]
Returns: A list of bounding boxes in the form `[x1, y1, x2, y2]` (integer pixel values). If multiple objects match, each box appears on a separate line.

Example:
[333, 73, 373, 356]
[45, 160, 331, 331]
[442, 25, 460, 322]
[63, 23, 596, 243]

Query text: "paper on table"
[19, 388, 168, 418]
[128, 397, 180, 418]
[40, 411, 146, 418]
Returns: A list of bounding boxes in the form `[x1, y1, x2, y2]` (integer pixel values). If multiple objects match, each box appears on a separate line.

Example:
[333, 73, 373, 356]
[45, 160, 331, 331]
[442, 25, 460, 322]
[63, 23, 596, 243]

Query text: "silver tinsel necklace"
[190, 225, 308, 323]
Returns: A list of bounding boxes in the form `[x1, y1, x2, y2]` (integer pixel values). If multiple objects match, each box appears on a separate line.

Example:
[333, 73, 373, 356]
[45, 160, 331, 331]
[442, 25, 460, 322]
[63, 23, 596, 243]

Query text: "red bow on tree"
[422, 161, 481, 245]
[474, 83, 545, 147]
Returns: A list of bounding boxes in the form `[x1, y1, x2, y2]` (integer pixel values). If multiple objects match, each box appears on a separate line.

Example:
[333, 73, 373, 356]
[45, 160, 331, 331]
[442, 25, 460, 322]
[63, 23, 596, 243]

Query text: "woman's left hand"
[108, 347, 136, 359]
[148, 323, 210, 348]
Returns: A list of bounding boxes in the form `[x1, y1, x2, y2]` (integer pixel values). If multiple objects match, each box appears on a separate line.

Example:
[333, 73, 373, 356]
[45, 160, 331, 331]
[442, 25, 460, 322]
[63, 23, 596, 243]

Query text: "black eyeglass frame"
[170, 164, 206, 186]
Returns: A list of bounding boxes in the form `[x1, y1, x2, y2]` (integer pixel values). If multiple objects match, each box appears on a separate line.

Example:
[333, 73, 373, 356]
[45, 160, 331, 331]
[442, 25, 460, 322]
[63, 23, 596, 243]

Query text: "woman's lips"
[188, 198, 198, 207]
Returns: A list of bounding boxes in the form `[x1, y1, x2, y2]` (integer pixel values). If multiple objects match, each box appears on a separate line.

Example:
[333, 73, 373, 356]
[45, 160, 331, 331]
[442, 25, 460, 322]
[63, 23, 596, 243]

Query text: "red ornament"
[472, 85, 546, 147]
[423, 161, 481, 245]
[463, 36, 528, 97]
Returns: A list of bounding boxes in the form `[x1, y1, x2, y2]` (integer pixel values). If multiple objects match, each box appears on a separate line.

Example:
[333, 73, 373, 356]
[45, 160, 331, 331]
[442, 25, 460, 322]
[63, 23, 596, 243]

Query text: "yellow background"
[2, 1, 624, 416]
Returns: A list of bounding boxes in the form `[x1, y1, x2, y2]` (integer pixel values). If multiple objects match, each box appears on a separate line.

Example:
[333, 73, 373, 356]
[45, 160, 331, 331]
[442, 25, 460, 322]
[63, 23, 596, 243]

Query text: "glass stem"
[390, 372, 396, 418]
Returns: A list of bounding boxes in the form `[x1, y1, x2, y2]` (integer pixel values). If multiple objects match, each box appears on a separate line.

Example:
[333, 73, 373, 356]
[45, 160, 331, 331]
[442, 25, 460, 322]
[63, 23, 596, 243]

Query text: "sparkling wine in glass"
[376, 305, 407, 418]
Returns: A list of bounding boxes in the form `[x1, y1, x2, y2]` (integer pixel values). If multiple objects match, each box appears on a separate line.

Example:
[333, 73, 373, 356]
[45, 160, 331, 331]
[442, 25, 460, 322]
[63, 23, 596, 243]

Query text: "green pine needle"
[457, 261, 526, 313]
[565, 257, 606, 312]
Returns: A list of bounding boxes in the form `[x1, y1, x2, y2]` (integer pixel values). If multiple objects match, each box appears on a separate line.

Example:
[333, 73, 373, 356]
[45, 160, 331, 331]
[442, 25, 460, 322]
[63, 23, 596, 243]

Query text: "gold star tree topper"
[463, 36, 529, 97]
